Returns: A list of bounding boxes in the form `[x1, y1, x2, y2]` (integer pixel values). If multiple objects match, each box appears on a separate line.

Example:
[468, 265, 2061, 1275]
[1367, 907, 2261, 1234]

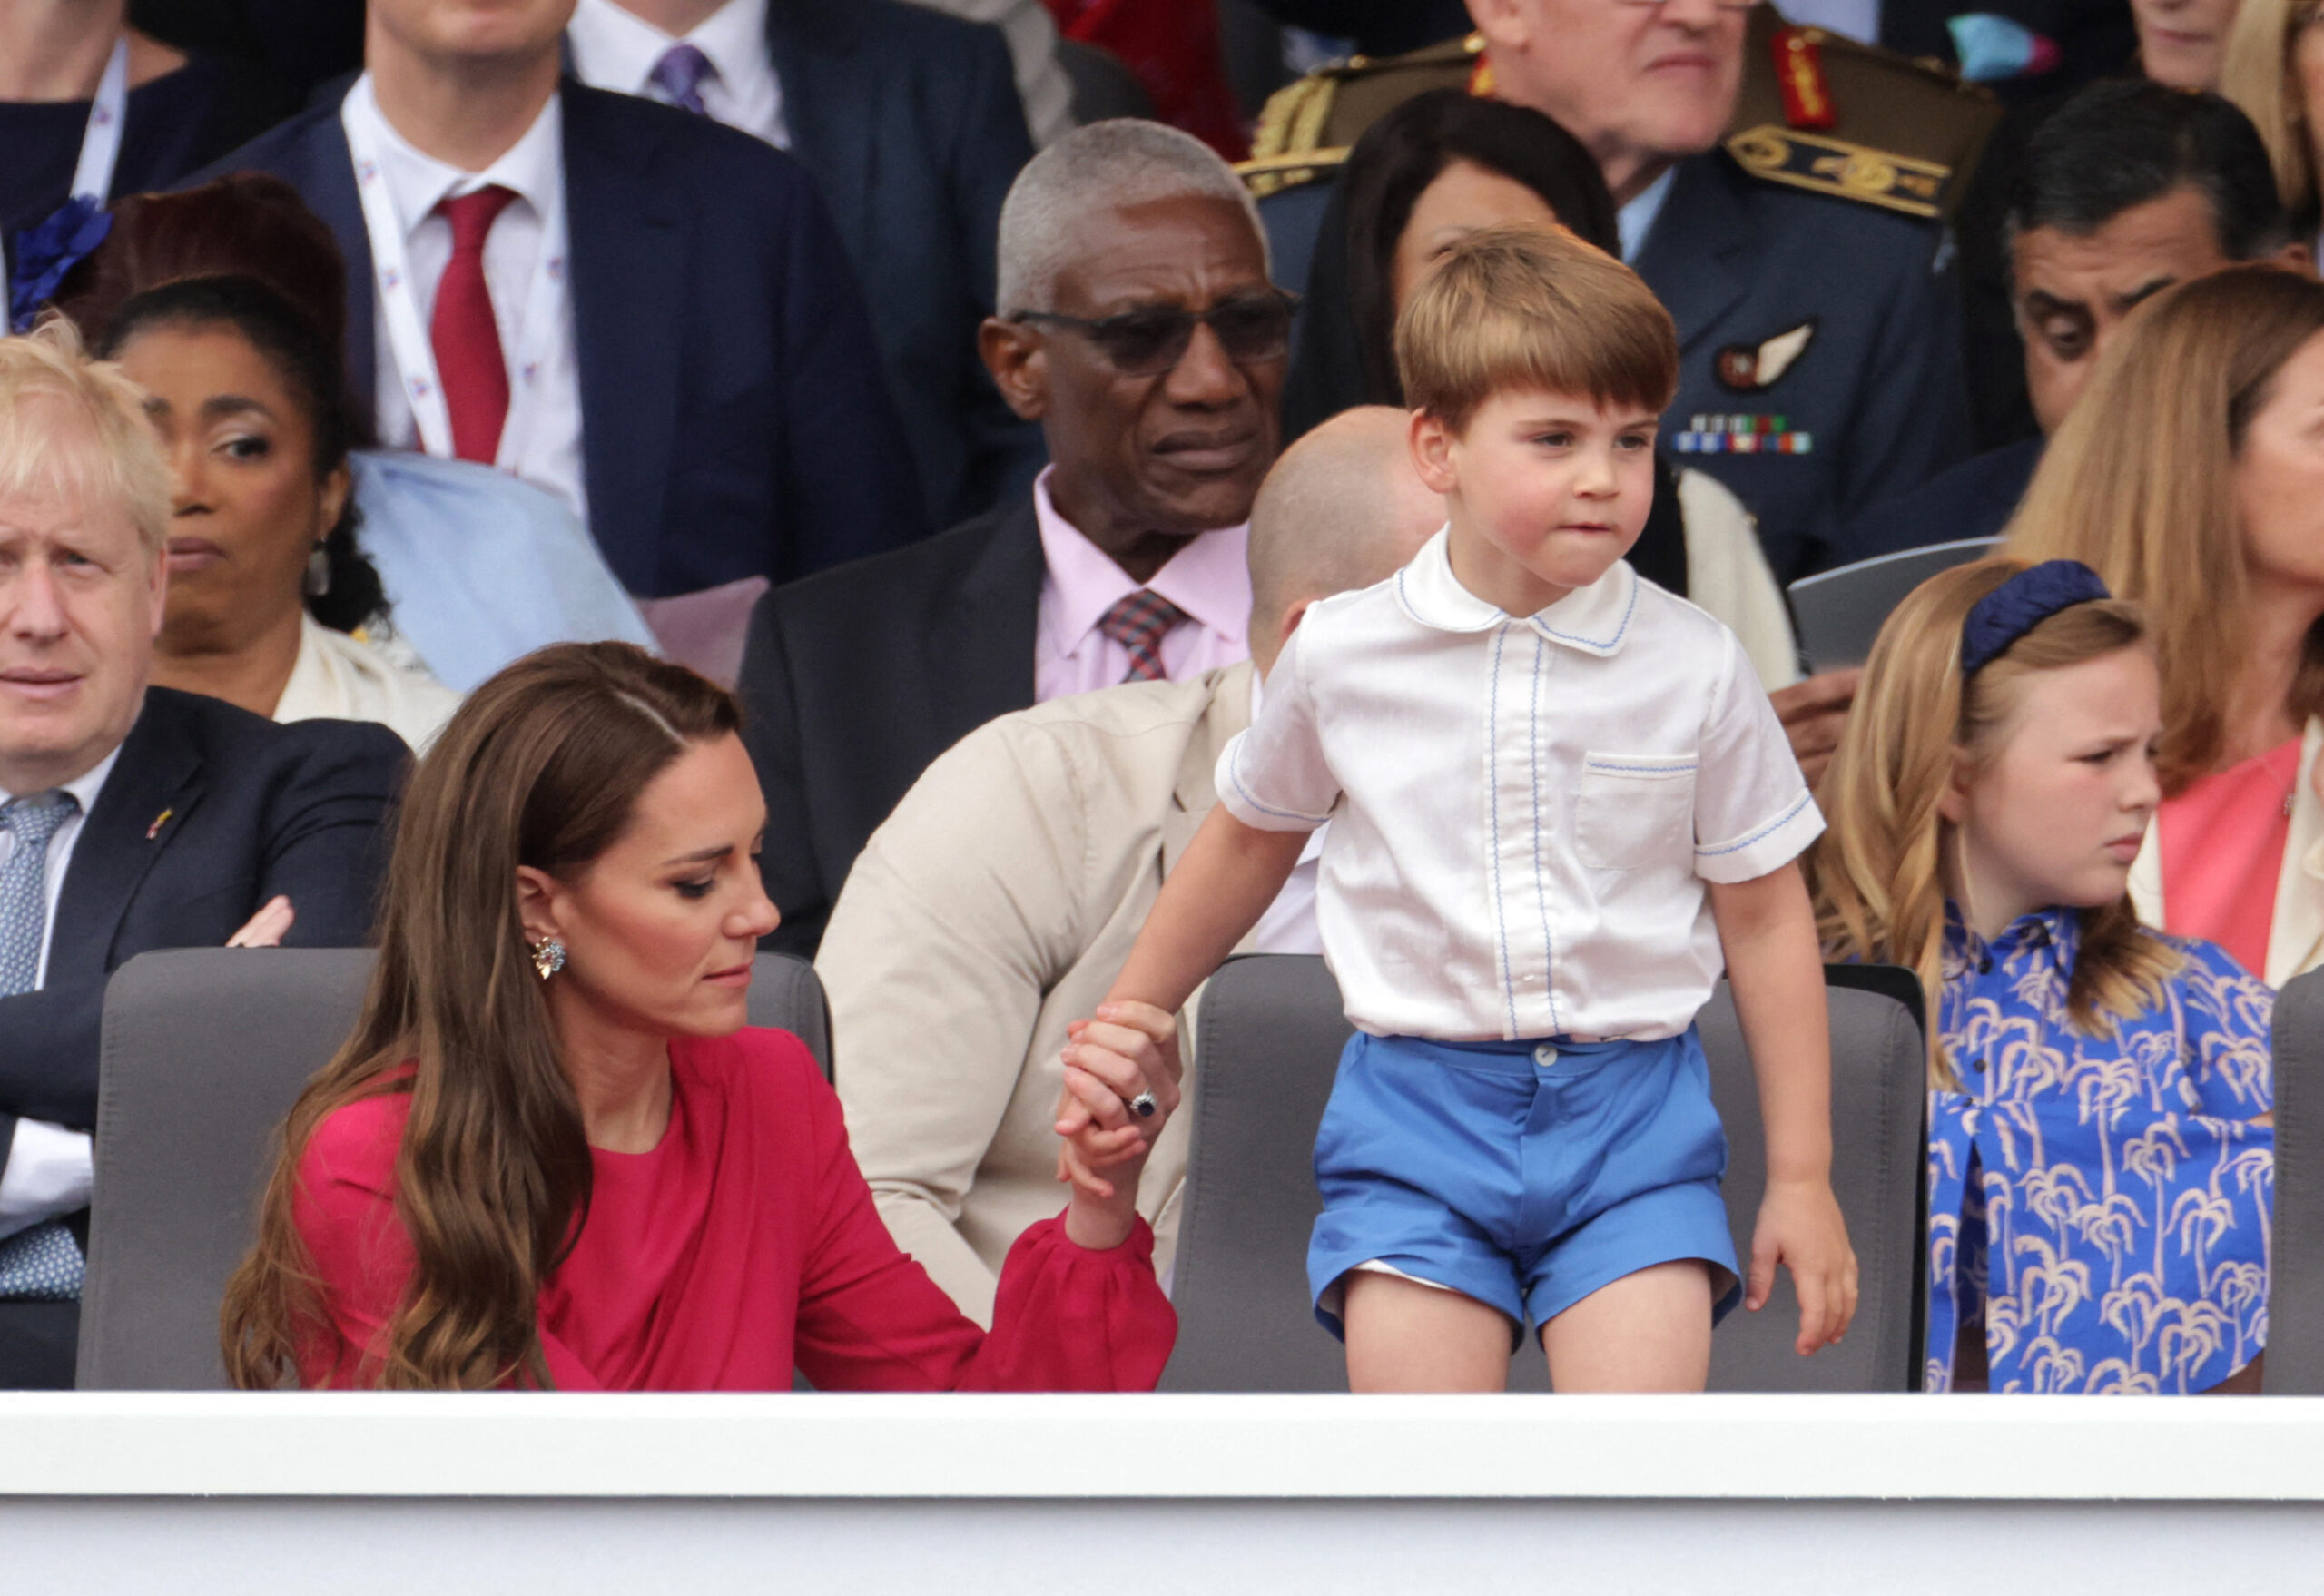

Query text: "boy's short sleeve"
[1691, 630, 1825, 883]
[1215, 628, 1339, 833]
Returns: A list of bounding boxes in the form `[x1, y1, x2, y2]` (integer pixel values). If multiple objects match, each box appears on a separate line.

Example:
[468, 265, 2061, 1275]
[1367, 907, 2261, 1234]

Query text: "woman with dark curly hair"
[101, 271, 459, 748]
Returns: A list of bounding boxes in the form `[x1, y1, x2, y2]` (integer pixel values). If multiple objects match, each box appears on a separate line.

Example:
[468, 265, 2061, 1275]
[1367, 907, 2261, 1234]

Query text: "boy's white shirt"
[1216, 527, 1823, 1044]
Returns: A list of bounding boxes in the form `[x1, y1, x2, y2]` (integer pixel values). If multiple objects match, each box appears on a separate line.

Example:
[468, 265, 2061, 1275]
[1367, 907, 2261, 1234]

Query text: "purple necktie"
[649, 44, 715, 116]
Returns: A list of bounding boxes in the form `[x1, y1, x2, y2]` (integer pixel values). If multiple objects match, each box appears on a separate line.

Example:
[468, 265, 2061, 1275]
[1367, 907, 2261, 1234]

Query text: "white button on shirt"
[1216, 530, 1823, 1043]
[566, 0, 793, 150]
[0, 747, 120, 1239]
[341, 75, 591, 528]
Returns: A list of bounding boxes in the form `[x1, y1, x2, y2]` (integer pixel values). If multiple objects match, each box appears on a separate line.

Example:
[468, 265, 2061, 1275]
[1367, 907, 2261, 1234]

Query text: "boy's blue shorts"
[1308, 1028, 1742, 1341]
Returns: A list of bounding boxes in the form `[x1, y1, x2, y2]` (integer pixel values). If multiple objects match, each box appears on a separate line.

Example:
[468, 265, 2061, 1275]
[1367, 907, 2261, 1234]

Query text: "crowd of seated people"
[0, 0, 2313, 1399]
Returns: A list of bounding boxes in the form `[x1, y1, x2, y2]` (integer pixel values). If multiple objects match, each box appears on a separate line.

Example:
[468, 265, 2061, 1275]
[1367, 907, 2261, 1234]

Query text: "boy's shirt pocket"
[1570, 752, 1699, 872]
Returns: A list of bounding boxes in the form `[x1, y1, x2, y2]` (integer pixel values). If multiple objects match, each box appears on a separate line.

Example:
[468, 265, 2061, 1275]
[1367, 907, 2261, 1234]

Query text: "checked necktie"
[0, 793, 84, 1303]
[1096, 589, 1189, 684]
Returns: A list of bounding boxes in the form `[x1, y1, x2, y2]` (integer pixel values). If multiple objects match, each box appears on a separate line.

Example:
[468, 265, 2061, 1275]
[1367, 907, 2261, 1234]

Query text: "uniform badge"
[1714, 320, 1816, 393]
[1772, 27, 1838, 131]
[1672, 414, 1814, 455]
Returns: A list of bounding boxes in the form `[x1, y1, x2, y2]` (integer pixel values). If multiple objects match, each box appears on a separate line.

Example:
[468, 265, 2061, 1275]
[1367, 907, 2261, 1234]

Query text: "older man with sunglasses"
[738, 120, 1288, 957]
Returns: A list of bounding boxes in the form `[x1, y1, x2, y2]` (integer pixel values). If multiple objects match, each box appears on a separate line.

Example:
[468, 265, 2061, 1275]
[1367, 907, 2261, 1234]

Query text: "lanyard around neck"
[71, 37, 131, 203]
[339, 79, 571, 468]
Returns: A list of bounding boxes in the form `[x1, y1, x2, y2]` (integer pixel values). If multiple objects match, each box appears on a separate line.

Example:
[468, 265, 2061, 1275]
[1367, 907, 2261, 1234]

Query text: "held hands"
[225, 895, 295, 949]
[1748, 1176, 1858, 1356]
[1051, 1002, 1183, 1246]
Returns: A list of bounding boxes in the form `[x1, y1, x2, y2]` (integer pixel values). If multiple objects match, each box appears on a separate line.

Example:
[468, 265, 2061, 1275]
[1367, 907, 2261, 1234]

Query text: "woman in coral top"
[221, 643, 1178, 1391]
[2007, 266, 2324, 986]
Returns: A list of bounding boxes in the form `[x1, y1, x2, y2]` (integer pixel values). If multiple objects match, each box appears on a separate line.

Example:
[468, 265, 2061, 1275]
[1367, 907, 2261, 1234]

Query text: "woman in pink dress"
[221, 642, 1178, 1390]
[2009, 264, 2324, 987]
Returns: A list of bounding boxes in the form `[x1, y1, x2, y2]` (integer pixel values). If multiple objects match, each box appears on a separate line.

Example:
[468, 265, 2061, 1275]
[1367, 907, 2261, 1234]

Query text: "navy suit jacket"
[765, 0, 1043, 527]
[0, 688, 405, 1162]
[1638, 151, 1971, 584]
[201, 81, 927, 597]
[1838, 436, 2043, 562]
[738, 497, 1041, 958]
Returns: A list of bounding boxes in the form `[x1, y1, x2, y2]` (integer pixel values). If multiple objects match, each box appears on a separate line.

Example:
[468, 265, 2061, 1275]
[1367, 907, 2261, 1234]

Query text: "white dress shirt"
[1032, 468, 1252, 702]
[0, 747, 121, 1239]
[342, 75, 590, 527]
[1243, 668, 1324, 956]
[1217, 531, 1823, 1043]
[566, 0, 792, 149]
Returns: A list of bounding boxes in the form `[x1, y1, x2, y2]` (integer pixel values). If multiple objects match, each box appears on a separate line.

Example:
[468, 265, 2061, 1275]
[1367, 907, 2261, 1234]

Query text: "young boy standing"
[1056, 226, 1857, 1392]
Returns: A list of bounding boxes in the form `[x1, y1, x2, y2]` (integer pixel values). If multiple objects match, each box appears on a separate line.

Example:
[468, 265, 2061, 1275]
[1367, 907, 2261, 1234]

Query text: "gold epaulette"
[1723, 127, 1955, 220]
[1238, 34, 1483, 197]
[1243, 72, 1345, 196]
[1725, 12, 1999, 222]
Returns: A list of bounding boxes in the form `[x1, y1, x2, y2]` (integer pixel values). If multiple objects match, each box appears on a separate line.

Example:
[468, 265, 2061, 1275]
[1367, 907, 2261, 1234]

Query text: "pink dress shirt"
[1031, 468, 1250, 703]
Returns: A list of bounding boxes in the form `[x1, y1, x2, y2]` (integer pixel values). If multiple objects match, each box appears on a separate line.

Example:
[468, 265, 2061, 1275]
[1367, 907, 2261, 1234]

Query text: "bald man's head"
[1246, 406, 1444, 674]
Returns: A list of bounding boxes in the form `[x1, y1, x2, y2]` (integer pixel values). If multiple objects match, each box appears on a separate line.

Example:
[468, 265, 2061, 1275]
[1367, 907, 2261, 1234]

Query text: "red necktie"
[1096, 589, 1190, 683]
[430, 185, 518, 465]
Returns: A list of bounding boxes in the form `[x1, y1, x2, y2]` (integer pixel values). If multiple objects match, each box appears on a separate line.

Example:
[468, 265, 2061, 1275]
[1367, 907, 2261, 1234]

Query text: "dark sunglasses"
[1012, 291, 1300, 376]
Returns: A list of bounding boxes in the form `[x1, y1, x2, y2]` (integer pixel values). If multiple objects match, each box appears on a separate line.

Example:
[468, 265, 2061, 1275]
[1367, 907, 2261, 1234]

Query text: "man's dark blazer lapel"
[45, 696, 205, 982]
[267, 104, 376, 408]
[559, 84, 686, 595]
[764, 0, 876, 260]
[1633, 154, 1754, 355]
[926, 497, 1043, 744]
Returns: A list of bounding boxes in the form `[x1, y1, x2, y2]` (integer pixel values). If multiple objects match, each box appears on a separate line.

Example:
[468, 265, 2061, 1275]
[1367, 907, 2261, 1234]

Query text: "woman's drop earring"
[304, 543, 331, 597]
[531, 936, 566, 980]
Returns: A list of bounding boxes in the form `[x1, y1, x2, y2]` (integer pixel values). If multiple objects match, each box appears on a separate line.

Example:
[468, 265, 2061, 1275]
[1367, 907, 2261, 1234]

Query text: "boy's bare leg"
[1342, 1272, 1512, 1393]
[1540, 1260, 1714, 1393]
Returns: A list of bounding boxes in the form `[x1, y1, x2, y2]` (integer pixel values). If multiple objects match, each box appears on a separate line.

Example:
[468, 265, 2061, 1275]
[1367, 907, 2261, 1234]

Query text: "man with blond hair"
[821, 406, 1443, 1323]
[0, 320, 405, 1387]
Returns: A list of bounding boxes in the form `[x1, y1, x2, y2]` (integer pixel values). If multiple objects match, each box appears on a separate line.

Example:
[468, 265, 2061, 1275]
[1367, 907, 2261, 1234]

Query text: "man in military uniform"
[1247, 2, 1998, 581]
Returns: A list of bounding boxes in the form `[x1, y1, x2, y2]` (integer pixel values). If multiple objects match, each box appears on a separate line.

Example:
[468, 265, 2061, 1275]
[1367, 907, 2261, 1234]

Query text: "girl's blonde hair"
[1807, 558, 2181, 1089]
[2221, 0, 2319, 219]
[2004, 262, 2324, 793]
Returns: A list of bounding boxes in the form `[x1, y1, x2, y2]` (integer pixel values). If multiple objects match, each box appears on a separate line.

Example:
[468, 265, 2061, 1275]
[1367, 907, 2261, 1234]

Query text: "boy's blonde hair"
[0, 315, 170, 557]
[1806, 557, 2181, 1089]
[1394, 224, 1678, 433]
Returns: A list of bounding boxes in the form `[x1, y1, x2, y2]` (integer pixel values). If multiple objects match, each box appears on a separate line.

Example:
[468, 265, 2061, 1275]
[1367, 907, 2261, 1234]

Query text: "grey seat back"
[2262, 968, 2324, 1392]
[1787, 537, 2000, 672]
[77, 948, 830, 1391]
[1158, 954, 1926, 1392]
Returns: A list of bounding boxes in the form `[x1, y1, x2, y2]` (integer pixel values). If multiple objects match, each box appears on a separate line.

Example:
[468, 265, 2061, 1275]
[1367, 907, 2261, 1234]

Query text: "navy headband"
[1959, 560, 2112, 676]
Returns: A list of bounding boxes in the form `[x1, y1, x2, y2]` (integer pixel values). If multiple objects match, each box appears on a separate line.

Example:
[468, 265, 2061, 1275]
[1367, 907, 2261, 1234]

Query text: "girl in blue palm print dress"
[1808, 559, 2272, 1394]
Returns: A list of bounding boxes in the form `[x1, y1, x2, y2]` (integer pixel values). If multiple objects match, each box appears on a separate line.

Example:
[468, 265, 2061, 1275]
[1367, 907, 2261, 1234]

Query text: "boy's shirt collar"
[1393, 527, 1640, 657]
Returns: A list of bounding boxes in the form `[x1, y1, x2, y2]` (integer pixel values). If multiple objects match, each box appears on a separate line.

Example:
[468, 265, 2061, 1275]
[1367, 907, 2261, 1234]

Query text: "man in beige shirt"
[821, 407, 1444, 1322]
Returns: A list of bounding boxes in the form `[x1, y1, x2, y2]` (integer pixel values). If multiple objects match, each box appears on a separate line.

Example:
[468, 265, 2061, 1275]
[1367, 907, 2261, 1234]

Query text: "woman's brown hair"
[1807, 559, 2181, 1089]
[2005, 262, 2324, 793]
[221, 643, 742, 1389]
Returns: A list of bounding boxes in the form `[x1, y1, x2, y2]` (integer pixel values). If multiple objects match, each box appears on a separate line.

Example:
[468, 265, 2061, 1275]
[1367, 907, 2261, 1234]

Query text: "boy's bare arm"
[1052, 805, 1313, 1193]
[1105, 803, 1312, 1012]
[1708, 861, 1858, 1355]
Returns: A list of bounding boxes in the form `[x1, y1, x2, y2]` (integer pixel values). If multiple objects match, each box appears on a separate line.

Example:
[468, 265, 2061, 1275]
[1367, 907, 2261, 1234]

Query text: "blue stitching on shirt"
[1528, 631, 1561, 1033]
[1697, 789, 1814, 857]
[1226, 743, 1334, 825]
[1585, 761, 1699, 775]
[1489, 626, 1518, 1037]
[1536, 568, 1638, 651]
